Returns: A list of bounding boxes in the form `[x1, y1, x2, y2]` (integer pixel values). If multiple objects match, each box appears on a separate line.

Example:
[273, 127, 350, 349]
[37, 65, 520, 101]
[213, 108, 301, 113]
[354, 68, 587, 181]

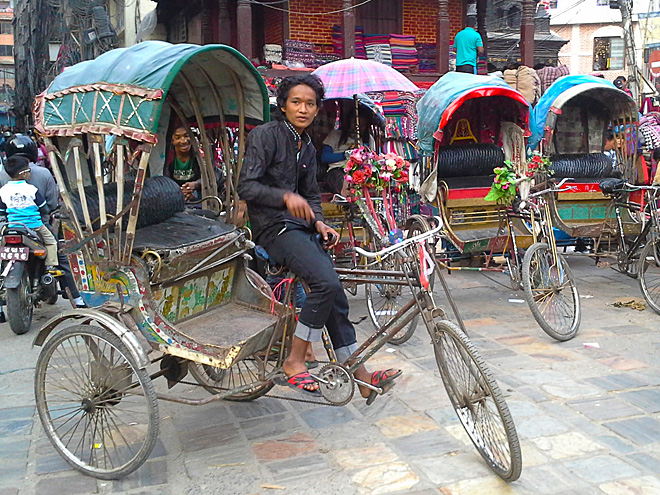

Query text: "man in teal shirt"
[454, 17, 484, 74]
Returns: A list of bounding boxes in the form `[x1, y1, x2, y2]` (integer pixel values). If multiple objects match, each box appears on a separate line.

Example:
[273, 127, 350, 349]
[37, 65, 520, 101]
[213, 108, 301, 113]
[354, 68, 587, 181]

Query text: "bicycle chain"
[178, 360, 354, 407]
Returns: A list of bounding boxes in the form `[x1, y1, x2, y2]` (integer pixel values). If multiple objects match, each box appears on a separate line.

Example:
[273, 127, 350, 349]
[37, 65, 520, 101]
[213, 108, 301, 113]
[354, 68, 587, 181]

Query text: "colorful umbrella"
[313, 58, 419, 99]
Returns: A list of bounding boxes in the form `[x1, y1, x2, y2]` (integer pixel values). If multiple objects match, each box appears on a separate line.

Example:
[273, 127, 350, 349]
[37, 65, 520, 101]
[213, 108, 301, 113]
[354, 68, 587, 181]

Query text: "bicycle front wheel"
[522, 242, 581, 341]
[639, 237, 660, 315]
[432, 320, 522, 482]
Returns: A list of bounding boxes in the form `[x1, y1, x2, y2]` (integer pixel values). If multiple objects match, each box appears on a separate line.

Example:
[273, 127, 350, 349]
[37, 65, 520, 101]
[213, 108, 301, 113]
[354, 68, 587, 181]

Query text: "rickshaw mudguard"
[3, 261, 24, 289]
[33, 309, 151, 369]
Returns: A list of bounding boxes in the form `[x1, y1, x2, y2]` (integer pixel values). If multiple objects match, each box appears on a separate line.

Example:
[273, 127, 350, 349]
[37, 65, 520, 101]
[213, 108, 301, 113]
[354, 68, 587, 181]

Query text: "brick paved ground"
[1, 255, 660, 494]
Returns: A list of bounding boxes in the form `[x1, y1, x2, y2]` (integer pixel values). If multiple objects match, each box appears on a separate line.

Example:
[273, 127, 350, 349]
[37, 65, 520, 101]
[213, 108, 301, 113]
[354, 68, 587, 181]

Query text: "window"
[593, 37, 624, 70]
[0, 45, 12, 57]
[0, 22, 11, 35]
[549, 0, 558, 8]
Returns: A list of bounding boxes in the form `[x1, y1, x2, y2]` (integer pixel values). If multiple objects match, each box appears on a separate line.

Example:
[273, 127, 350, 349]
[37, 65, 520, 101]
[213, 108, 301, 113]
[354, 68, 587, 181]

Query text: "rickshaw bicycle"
[597, 178, 660, 314]
[414, 72, 581, 341]
[30, 42, 522, 482]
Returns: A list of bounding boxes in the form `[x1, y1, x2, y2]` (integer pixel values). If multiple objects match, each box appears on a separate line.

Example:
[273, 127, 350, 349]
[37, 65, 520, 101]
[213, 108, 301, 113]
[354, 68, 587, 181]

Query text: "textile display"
[332, 25, 367, 59]
[365, 44, 393, 66]
[416, 43, 436, 73]
[389, 34, 418, 71]
[639, 113, 660, 151]
[284, 39, 315, 66]
[264, 44, 283, 64]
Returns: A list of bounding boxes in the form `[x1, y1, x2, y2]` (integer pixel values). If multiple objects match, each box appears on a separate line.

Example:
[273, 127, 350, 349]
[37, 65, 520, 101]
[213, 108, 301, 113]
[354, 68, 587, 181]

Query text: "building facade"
[0, 0, 13, 126]
[549, 0, 648, 81]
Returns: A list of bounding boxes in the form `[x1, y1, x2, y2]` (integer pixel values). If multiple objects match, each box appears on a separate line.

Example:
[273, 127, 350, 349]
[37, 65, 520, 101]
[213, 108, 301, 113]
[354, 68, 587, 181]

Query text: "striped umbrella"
[313, 58, 419, 99]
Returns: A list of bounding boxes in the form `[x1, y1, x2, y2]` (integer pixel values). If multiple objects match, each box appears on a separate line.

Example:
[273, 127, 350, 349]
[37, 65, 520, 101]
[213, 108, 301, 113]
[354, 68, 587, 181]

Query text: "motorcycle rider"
[0, 135, 86, 320]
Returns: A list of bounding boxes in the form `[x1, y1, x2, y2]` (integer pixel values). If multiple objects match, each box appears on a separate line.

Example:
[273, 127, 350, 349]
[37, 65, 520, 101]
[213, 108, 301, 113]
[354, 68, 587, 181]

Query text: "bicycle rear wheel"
[432, 320, 522, 482]
[522, 242, 581, 341]
[639, 237, 660, 315]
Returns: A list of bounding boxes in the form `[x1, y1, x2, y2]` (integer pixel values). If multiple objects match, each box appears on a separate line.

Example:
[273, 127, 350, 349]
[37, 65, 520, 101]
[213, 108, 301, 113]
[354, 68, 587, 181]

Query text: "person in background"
[163, 126, 225, 203]
[652, 148, 660, 185]
[604, 130, 618, 169]
[0, 134, 87, 311]
[453, 17, 484, 74]
[0, 156, 59, 270]
[321, 105, 374, 194]
[614, 76, 634, 98]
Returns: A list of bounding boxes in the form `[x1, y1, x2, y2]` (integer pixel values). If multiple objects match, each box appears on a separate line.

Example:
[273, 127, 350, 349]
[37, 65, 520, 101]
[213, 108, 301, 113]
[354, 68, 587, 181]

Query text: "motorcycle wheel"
[6, 270, 34, 335]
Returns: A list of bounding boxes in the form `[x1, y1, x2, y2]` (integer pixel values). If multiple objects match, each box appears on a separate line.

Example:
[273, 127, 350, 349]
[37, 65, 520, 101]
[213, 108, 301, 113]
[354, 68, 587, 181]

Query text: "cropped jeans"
[263, 225, 358, 362]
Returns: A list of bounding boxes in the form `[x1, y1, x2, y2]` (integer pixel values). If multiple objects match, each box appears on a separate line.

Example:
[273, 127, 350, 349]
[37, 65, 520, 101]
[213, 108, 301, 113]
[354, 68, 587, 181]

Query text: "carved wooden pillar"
[477, 0, 487, 56]
[520, 0, 535, 66]
[237, 0, 253, 59]
[218, 0, 232, 46]
[343, 0, 356, 58]
[437, 0, 450, 74]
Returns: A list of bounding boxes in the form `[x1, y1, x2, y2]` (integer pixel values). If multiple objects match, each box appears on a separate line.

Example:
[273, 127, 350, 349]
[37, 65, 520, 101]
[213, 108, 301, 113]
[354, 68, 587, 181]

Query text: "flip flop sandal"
[274, 371, 322, 397]
[366, 369, 402, 406]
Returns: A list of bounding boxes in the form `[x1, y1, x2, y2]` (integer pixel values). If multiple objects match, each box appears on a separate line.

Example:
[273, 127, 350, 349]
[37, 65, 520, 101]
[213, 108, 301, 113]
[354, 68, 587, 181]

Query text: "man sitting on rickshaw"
[238, 74, 401, 402]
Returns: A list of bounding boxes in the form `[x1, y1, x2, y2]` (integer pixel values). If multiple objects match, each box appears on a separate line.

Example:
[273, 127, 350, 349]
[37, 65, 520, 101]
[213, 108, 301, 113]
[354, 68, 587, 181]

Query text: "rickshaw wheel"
[432, 320, 522, 482]
[35, 325, 159, 480]
[522, 242, 581, 341]
[188, 352, 276, 401]
[364, 216, 431, 346]
[639, 238, 660, 315]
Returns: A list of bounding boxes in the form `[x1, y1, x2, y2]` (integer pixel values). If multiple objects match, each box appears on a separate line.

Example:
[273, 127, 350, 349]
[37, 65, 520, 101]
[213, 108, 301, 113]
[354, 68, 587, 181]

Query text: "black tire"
[189, 352, 277, 401]
[35, 325, 159, 479]
[6, 269, 33, 335]
[432, 320, 522, 482]
[639, 237, 660, 315]
[522, 242, 581, 341]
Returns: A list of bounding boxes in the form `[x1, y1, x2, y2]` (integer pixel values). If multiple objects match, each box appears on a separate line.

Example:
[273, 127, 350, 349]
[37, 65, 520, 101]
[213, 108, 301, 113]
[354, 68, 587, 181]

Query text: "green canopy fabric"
[35, 41, 269, 143]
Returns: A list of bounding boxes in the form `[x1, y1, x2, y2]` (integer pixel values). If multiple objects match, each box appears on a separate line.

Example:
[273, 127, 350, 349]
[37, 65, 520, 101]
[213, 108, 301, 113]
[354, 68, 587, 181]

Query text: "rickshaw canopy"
[34, 41, 270, 143]
[529, 75, 637, 150]
[416, 72, 530, 154]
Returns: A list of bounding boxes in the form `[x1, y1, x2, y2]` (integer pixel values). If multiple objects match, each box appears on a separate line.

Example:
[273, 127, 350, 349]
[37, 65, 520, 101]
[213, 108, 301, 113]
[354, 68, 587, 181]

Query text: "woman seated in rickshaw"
[320, 103, 375, 194]
[238, 74, 401, 400]
[163, 124, 225, 202]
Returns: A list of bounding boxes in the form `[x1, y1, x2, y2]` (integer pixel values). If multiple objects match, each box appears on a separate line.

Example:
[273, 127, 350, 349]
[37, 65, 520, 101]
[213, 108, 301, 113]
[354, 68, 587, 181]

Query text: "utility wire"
[244, 0, 375, 16]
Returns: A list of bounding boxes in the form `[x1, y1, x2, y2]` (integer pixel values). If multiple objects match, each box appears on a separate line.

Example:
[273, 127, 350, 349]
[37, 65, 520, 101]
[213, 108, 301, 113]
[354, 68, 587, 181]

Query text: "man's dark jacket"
[237, 120, 324, 244]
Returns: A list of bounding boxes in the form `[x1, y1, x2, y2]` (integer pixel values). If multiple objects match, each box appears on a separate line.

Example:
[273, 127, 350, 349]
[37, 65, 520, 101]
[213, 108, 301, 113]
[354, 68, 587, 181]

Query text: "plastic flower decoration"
[525, 153, 552, 178]
[344, 148, 411, 198]
[485, 160, 517, 205]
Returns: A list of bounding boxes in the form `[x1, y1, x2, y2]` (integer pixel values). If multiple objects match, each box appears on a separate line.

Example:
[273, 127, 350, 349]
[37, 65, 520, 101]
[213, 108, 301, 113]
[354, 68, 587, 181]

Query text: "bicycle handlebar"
[352, 216, 444, 259]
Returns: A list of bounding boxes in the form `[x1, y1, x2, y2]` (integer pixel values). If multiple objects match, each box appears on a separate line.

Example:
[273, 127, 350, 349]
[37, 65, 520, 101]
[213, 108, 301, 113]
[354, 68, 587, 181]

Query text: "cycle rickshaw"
[31, 42, 521, 482]
[414, 72, 581, 341]
[529, 75, 660, 313]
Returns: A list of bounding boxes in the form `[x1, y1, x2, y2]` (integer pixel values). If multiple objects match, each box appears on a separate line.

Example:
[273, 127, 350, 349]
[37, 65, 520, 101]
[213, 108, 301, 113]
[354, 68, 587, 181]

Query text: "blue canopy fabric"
[528, 75, 617, 150]
[416, 72, 527, 154]
[35, 41, 269, 142]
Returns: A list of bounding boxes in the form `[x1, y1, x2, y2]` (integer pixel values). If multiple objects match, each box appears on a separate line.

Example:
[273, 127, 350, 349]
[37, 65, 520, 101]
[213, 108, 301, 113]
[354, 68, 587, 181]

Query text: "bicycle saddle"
[599, 178, 627, 195]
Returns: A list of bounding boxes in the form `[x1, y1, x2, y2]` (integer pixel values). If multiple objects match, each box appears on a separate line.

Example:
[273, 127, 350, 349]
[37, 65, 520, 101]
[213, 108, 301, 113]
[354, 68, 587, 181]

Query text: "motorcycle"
[0, 223, 59, 334]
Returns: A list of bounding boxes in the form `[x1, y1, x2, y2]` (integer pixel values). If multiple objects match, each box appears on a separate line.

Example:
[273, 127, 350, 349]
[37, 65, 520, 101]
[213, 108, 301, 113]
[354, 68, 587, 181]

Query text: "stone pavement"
[2, 255, 660, 495]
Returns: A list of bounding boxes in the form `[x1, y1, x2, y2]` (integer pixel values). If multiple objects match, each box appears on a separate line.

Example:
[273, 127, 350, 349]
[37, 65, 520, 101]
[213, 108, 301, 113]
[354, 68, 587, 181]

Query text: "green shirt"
[454, 27, 483, 67]
[172, 156, 196, 184]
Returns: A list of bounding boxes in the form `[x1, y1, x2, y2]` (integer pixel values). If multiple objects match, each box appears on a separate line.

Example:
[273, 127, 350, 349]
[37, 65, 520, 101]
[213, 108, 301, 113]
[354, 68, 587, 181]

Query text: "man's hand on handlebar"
[283, 192, 315, 223]
[315, 221, 339, 249]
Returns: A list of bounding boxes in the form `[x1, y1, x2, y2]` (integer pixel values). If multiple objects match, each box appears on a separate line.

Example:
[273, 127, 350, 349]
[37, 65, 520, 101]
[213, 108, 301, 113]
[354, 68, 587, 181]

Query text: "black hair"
[466, 17, 477, 28]
[276, 74, 325, 109]
[5, 155, 30, 179]
[605, 130, 615, 141]
[653, 148, 660, 161]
